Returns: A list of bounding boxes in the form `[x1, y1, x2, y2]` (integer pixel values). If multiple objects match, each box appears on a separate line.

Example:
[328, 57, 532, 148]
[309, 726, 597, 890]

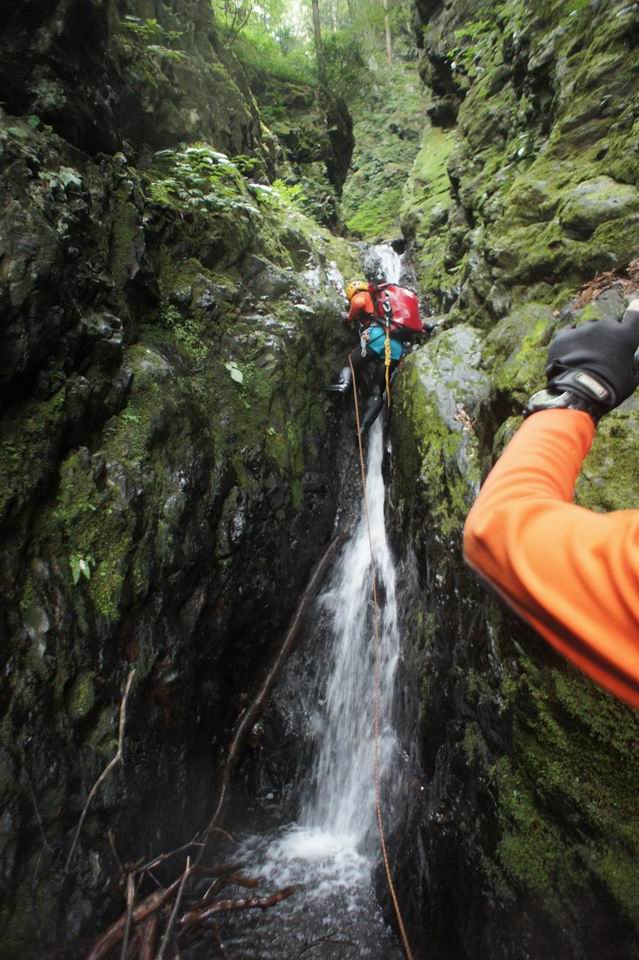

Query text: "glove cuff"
[526, 368, 611, 422]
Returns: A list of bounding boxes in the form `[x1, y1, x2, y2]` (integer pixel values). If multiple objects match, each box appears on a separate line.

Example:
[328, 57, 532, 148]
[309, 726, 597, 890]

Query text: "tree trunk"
[382, 0, 393, 65]
[311, 0, 327, 86]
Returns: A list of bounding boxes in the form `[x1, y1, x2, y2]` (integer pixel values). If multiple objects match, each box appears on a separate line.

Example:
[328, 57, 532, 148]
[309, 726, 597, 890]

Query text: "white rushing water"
[369, 243, 403, 285]
[225, 247, 406, 958]
[302, 419, 400, 853]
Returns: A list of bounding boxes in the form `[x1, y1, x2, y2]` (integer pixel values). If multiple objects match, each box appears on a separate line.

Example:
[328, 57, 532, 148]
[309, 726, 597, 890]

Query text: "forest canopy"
[211, 0, 413, 93]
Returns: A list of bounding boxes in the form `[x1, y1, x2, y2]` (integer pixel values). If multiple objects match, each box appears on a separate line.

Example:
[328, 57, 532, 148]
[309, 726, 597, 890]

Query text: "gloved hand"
[423, 322, 438, 336]
[527, 300, 639, 421]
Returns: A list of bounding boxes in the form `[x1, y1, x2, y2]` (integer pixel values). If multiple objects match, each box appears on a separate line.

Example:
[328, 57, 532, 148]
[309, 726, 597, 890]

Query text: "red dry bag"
[369, 283, 423, 339]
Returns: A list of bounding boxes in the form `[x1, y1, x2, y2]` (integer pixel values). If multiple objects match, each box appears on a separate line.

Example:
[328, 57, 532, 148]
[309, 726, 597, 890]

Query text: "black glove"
[423, 322, 438, 336]
[527, 302, 639, 422]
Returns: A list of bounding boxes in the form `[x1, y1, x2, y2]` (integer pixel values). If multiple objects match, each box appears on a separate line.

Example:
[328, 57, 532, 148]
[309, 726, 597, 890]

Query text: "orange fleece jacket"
[463, 409, 639, 708]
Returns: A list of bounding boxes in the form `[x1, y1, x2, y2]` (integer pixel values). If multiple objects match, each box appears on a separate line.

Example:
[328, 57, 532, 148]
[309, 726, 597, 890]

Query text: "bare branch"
[179, 885, 297, 929]
[84, 874, 182, 960]
[156, 857, 191, 960]
[298, 934, 356, 956]
[137, 841, 205, 875]
[65, 669, 136, 874]
[139, 915, 158, 960]
[120, 873, 136, 960]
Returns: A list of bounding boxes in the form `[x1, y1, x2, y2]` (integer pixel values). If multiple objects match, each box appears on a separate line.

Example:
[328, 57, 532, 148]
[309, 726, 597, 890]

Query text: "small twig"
[137, 841, 205, 875]
[156, 857, 191, 960]
[108, 830, 124, 879]
[24, 766, 52, 851]
[65, 669, 136, 874]
[120, 873, 136, 960]
[298, 935, 356, 957]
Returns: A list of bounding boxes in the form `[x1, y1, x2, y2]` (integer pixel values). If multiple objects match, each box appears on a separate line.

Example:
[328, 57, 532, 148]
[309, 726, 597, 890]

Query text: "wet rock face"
[0, 0, 265, 159]
[0, 7, 362, 948]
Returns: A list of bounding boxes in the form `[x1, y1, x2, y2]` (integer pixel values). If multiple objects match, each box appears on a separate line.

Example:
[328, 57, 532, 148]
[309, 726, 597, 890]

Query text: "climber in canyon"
[326, 279, 434, 435]
[464, 300, 639, 709]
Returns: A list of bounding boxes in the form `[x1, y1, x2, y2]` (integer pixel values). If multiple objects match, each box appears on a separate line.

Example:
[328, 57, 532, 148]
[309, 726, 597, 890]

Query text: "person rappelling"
[326, 279, 436, 435]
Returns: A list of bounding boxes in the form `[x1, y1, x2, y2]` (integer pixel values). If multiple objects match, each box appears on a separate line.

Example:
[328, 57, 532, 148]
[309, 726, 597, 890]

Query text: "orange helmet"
[345, 280, 368, 301]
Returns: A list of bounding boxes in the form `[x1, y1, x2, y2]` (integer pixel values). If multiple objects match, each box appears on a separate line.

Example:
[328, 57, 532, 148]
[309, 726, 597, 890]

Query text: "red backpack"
[368, 283, 424, 340]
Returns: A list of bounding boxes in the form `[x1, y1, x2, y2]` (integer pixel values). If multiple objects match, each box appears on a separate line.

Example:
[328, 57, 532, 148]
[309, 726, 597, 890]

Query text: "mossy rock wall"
[0, 0, 271, 162]
[0, 8, 361, 952]
[394, 1, 639, 955]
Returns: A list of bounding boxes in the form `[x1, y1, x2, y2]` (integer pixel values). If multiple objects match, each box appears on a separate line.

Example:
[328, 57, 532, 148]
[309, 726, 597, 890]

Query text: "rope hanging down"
[347, 355, 415, 960]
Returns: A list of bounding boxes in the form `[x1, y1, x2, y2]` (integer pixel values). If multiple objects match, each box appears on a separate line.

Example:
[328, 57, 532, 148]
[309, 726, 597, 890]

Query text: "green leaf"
[70, 556, 82, 586]
[58, 167, 83, 189]
[7, 126, 28, 139]
[224, 361, 244, 385]
[27, 115, 40, 129]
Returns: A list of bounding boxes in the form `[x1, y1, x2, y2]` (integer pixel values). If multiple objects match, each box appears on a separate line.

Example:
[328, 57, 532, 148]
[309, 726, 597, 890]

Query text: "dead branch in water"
[66, 669, 136, 874]
[179, 884, 298, 930]
[84, 875, 182, 960]
[120, 873, 136, 960]
[138, 916, 158, 960]
[297, 933, 356, 956]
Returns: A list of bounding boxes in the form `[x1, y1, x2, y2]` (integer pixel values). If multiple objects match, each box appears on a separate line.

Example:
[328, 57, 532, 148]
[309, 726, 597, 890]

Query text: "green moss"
[400, 124, 456, 259]
[394, 357, 476, 536]
[485, 303, 556, 399]
[490, 651, 639, 914]
[0, 388, 66, 522]
[345, 186, 404, 239]
[495, 757, 565, 892]
[87, 707, 118, 757]
[66, 672, 96, 722]
[577, 412, 639, 512]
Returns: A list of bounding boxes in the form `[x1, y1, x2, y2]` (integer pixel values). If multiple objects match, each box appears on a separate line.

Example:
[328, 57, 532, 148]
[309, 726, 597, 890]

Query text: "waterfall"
[366, 243, 403, 285]
[225, 246, 407, 957]
[302, 419, 399, 853]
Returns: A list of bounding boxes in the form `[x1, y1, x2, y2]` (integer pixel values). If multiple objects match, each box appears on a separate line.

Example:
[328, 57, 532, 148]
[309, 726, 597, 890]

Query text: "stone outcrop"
[0, 2, 360, 953]
[394, 1, 639, 957]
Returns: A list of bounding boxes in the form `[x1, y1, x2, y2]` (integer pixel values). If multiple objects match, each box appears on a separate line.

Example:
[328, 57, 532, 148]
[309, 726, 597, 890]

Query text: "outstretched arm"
[464, 300, 639, 708]
[463, 409, 639, 707]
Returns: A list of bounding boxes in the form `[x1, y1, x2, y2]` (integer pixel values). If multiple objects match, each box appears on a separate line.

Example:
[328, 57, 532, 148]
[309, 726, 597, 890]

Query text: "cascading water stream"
[303, 409, 399, 852]
[223, 245, 407, 958]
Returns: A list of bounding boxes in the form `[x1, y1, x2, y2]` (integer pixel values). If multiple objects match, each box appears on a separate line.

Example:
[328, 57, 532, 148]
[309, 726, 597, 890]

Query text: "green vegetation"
[343, 61, 426, 239]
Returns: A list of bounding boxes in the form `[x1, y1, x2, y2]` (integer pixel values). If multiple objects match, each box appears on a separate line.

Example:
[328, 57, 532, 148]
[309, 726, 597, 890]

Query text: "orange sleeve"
[348, 291, 376, 323]
[463, 409, 639, 708]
